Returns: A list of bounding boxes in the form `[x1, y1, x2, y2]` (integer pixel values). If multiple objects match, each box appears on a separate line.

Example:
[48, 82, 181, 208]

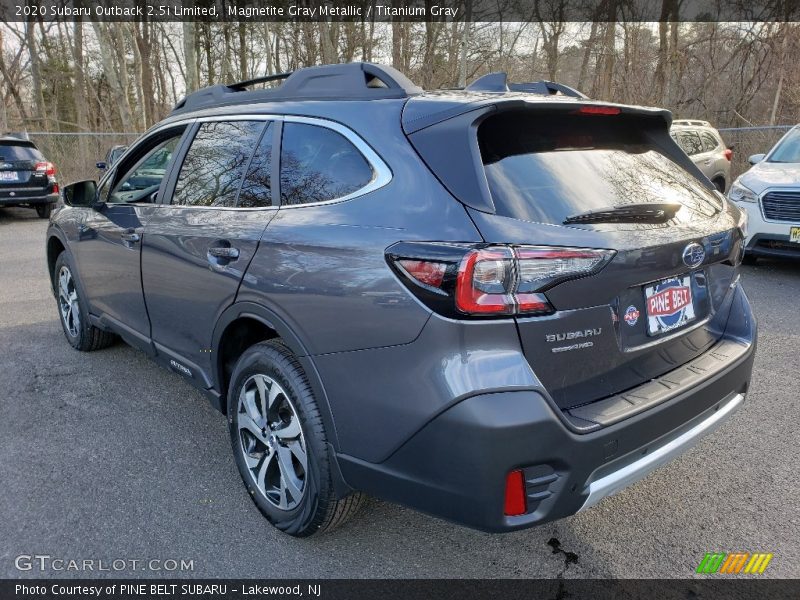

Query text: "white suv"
[670, 120, 732, 192]
[728, 125, 800, 262]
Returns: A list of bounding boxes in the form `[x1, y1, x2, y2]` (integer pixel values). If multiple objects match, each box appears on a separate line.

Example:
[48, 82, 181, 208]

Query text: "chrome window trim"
[145, 113, 392, 211]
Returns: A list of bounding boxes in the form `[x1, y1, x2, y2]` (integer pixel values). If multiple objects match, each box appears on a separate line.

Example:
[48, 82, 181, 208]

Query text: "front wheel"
[228, 340, 366, 537]
[53, 252, 116, 351]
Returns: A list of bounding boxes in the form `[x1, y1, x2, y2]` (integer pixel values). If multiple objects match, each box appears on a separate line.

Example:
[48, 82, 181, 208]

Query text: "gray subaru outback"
[46, 63, 755, 537]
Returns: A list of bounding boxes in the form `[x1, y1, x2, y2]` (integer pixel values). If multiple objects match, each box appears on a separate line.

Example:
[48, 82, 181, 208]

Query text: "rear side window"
[700, 132, 719, 152]
[280, 122, 373, 206]
[0, 142, 43, 161]
[173, 121, 265, 207]
[478, 112, 723, 227]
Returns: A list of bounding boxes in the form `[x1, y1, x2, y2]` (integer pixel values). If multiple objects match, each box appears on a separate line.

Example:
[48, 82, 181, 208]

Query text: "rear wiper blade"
[564, 203, 681, 225]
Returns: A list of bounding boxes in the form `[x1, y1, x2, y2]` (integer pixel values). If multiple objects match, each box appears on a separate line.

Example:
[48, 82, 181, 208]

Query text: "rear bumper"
[337, 283, 756, 532]
[0, 192, 58, 206]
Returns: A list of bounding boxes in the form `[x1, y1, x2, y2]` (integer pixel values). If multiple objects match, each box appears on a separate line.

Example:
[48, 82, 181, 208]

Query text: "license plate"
[0, 171, 18, 181]
[791, 227, 800, 244]
[644, 276, 696, 336]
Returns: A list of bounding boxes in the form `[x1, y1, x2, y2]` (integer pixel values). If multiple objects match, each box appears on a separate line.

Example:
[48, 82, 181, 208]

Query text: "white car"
[728, 125, 800, 261]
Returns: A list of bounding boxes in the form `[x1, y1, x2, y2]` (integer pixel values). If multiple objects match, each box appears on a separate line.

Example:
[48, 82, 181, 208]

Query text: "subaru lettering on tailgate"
[644, 276, 696, 335]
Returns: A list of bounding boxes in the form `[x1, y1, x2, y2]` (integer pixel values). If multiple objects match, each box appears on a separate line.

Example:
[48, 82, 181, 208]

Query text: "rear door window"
[279, 122, 373, 206]
[478, 112, 723, 227]
[676, 130, 703, 156]
[172, 121, 265, 207]
[700, 132, 719, 152]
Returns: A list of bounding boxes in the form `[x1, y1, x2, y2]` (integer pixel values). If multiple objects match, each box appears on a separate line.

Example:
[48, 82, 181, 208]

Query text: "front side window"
[172, 121, 266, 207]
[108, 131, 184, 204]
[280, 122, 373, 206]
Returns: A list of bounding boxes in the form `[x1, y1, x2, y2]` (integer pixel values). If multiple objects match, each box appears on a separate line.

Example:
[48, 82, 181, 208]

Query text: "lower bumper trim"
[579, 392, 745, 511]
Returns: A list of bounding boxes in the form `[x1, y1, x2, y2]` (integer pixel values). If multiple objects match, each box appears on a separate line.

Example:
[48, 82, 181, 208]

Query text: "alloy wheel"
[237, 374, 307, 510]
[57, 266, 80, 338]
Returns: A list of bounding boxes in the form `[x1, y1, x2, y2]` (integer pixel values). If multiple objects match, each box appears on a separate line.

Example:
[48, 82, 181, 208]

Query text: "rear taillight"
[504, 470, 527, 516]
[388, 242, 613, 319]
[35, 161, 56, 177]
[723, 148, 733, 161]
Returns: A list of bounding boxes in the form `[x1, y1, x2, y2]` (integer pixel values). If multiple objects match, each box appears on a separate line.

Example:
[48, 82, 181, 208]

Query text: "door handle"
[121, 229, 140, 243]
[207, 246, 240, 260]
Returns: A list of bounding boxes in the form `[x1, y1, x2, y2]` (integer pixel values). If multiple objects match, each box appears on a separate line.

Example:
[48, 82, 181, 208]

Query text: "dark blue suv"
[46, 63, 756, 537]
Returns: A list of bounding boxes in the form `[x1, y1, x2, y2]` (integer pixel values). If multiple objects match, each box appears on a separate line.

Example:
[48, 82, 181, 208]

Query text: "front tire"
[53, 252, 116, 351]
[228, 340, 365, 537]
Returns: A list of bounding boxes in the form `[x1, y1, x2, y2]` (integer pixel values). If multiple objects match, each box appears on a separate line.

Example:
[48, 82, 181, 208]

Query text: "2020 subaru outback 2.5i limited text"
[46, 63, 756, 537]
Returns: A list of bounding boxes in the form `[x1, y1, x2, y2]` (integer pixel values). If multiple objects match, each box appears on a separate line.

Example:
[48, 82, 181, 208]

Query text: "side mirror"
[748, 153, 766, 165]
[62, 180, 98, 208]
[96, 161, 107, 170]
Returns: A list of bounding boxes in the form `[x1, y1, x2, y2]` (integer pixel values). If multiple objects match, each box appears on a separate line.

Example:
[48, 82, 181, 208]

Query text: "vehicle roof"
[159, 62, 672, 137]
[0, 135, 36, 146]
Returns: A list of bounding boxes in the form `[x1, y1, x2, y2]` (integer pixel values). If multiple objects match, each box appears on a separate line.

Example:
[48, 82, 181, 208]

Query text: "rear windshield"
[0, 141, 42, 162]
[478, 112, 723, 226]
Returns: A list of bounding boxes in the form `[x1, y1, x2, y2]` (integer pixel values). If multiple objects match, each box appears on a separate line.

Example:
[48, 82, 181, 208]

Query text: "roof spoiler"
[172, 62, 423, 114]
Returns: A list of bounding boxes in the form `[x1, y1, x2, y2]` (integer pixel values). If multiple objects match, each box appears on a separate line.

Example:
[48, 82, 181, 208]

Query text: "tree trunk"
[183, 22, 199, 92]
[458, 0, 473, 88]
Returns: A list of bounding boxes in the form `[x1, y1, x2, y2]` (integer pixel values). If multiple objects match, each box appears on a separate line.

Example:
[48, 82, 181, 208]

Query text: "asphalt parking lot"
[1, 206, 798, 579]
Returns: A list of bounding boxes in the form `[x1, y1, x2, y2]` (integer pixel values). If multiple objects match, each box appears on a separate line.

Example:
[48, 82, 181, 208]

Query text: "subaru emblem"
[682, 242, 705, 268]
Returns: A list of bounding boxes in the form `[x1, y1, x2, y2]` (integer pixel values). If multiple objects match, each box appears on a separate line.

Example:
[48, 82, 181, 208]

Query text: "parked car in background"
[46, 63, 754, 537]
[96, 144, 127, 172]
[670, 120, 732, 192]
[729, 124, 800, 262]
[0, 134, 58, 218]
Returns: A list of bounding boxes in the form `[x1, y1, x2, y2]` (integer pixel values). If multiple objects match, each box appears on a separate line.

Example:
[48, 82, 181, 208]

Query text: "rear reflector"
[504, 470, 527, 516]
[576, 106, 621, 116]
[398, 259, 446, 288]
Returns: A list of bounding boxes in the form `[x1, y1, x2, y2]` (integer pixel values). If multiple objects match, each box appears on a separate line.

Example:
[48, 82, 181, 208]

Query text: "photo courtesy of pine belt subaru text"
[46, 63, 756, 537]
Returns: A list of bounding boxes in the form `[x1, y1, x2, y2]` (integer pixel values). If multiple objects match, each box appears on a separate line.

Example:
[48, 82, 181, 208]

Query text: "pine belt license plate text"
[0, 171, 18, 181]
[791, 227, 800, 244]
[644, 275, 696, 336]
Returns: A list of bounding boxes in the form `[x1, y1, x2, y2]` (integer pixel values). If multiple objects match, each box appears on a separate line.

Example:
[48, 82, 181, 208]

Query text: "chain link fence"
[27, 132, 142, 186]
[24, 126, 795, 189]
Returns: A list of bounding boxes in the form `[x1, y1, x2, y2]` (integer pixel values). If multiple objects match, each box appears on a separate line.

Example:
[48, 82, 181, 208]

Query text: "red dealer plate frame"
[643, 275, 696, 336]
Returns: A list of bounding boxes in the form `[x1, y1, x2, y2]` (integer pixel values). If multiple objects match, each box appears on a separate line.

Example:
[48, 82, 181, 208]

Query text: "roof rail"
[465, 72, 587, 98]
[171, 62, 423, 114]
[672, 119, 712, 127]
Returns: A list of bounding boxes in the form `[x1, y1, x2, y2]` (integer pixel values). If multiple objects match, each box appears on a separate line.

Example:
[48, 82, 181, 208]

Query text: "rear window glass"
[0, 142, 42, 161]
[478, 112, 723, 227]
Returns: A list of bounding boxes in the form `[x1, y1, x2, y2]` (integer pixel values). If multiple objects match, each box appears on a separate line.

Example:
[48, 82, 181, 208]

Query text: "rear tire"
[742, 253, 758, 265]
[53, 252, 116, 351]
[712, 177, 726, 193]
[228, 340, 366, 537]
[36, 203, 53, 219]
